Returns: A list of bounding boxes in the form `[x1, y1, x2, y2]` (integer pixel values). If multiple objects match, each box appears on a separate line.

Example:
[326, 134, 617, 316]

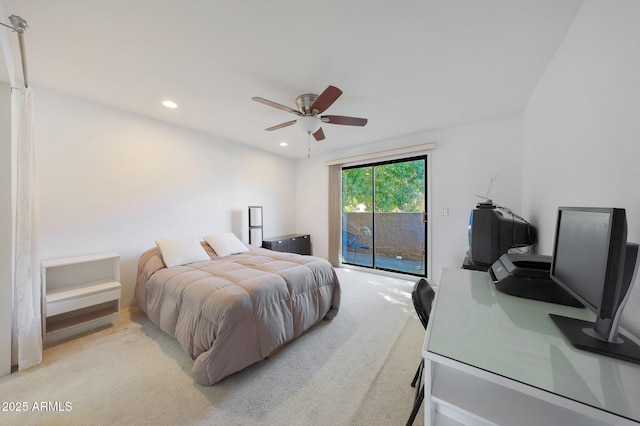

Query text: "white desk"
[422, 268, 640, 425]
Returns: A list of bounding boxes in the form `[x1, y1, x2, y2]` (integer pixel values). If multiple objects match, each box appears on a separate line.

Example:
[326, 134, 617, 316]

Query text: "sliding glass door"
[342, 156, 427, 276]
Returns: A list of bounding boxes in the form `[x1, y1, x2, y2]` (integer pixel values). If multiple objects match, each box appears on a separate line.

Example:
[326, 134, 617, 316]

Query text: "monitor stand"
[549, 314, 640, 364]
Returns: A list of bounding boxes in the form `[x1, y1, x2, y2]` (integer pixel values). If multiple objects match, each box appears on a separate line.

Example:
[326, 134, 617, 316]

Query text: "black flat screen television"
[465, 202, 537, 270]
[549, 206, 640, 363]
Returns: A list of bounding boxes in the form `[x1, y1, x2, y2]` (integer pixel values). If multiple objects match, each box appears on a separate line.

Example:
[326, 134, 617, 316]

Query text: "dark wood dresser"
[262, 234, 311, 255]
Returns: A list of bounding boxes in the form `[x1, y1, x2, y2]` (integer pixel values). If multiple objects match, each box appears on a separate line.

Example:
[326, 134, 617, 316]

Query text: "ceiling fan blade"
[313, 127, 325, 141]
[321, 115, 368, 126]
[252, 97, 301, 115]
[265, 120, 296, 131]
[310, 86, 342, 114]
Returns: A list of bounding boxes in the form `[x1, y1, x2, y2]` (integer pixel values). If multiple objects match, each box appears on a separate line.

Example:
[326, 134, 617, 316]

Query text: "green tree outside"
[342, 159, 424, 213]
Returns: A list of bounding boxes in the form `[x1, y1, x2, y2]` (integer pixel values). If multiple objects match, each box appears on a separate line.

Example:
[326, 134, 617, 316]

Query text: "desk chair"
[407, 278, 435, 426]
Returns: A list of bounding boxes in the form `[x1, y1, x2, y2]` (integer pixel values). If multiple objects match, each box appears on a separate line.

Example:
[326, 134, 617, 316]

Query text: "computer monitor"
[549, 206, 640, 363]
[465, 201, 537, 270]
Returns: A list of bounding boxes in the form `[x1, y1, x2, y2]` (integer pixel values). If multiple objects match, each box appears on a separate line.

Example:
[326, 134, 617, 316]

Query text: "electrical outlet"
[443, 208, 449, 216]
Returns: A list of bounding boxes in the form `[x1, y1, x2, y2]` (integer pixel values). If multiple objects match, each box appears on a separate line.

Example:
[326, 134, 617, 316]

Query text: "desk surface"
[424, 268, 640, 423]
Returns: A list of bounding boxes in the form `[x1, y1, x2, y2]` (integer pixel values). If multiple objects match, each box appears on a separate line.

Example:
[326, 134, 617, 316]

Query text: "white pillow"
[155, 237, 210, 268]
[204, 233, 249, 257]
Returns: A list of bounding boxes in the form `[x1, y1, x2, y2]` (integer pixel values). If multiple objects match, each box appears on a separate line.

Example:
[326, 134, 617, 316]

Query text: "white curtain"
[327, 164, 341, 267]
[13, 86, 42, 370]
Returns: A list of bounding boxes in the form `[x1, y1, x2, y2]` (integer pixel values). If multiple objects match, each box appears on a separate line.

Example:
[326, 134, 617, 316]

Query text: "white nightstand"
[41, 252, 121, 346]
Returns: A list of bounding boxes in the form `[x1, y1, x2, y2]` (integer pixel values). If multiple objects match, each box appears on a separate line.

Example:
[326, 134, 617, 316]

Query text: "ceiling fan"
[252, 85, 367, 141]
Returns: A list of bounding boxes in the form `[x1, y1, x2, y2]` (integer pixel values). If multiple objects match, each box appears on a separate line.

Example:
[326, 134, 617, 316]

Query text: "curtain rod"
[324, 142, 437, 166]
[1, 15, 29, 88]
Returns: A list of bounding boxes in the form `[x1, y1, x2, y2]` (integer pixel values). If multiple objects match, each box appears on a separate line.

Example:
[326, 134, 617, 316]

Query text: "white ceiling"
[2, 0, 582, 158]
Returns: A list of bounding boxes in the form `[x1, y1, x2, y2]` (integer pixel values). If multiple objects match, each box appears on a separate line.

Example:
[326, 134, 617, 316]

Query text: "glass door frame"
[340, 154, 430, 278]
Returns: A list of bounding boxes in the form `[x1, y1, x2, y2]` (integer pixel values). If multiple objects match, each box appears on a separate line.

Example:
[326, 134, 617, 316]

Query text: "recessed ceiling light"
[279, 142, 288, 147]
[162, 100, 178, 109]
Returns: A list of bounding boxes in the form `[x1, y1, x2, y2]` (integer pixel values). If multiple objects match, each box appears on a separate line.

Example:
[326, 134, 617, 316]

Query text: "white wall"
[296, 114, 524, 285]
[35, 87, 298, 306]
[522, 0, 640, 336]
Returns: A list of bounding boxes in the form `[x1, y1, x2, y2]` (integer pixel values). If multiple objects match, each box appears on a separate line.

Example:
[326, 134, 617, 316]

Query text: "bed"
[135, 239, 341, 385]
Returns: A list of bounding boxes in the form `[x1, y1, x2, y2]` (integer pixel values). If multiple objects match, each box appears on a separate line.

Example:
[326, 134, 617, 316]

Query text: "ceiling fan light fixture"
[297, 116, 321, 134]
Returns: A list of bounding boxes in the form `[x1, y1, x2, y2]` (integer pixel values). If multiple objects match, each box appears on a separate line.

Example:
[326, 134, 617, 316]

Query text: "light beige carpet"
[0, 268, 425, 425]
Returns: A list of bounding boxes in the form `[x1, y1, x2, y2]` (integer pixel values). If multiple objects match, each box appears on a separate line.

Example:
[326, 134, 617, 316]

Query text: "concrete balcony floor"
[343, 249, 425, 276]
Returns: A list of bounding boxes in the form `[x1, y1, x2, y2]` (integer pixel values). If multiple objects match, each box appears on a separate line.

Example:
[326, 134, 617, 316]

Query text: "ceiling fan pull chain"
[307, 132, 311, 158]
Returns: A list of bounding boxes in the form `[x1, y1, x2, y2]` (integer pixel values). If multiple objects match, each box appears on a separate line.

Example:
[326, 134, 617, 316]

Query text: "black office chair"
[407, 278, 435, 426]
